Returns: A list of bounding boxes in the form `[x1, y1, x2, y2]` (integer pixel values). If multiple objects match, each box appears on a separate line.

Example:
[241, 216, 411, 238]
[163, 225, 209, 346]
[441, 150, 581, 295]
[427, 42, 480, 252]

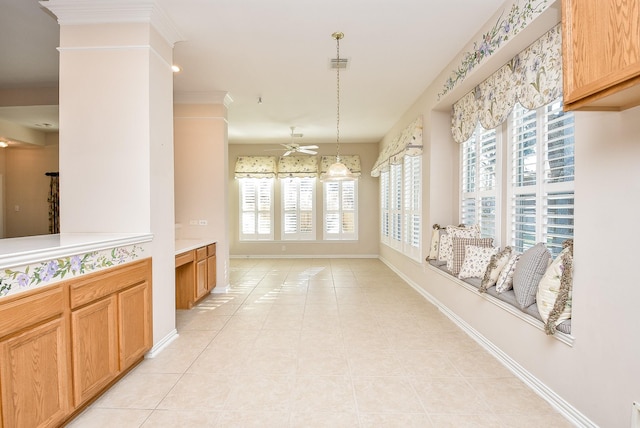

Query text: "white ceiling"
[0, 0, 507, 145]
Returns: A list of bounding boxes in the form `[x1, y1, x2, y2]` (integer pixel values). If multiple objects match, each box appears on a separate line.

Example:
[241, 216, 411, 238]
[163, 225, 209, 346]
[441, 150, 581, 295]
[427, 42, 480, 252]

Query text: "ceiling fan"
[269, 126, 319, 156]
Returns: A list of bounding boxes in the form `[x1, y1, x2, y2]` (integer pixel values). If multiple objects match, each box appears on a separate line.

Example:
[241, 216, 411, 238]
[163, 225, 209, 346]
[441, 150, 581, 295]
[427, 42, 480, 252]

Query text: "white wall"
[377, 2, 640, 427]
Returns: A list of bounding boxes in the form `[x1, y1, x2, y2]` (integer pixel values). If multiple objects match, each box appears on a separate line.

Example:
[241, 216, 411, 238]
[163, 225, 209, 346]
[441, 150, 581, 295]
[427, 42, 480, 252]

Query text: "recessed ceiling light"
[0, 141, 8, 148]
[171, 64, 182, 73]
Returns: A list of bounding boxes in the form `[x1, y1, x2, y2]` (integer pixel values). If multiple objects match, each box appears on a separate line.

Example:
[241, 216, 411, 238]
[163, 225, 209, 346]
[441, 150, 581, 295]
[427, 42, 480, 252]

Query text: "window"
[380, 171, 390, 244]
[403, 155, 422, 258]
[460, 98, 574, 258]
[323, 180, 358, 240]
[389, 163, 403, 249]
[238, 178, 274, 240]
[509, 99, 574, 257]
[379, 156, 423, 261]
[460, 125, 499, 241]
[281, 177, 315, 240]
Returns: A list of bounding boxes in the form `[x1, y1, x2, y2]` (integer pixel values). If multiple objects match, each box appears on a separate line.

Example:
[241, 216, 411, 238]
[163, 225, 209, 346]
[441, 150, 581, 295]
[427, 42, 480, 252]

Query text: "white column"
[43, 0, 183, 346]
[174, 92, 232, 292]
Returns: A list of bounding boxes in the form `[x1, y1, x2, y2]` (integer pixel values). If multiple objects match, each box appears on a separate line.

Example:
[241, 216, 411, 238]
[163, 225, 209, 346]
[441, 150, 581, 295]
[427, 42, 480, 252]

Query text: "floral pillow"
[495, 252, 520, 293]
[458, 245, 498, 279]
[480, 246, 512, 292]
[451, 237, 494, 276]
[426, 225, 441, 260]
[438, 224, 481, 267]
[537, 240, 573, 335]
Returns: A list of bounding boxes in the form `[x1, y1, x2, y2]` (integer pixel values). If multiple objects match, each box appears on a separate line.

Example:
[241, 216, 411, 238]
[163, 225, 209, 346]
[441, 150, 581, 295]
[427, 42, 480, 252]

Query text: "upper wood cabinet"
[562, 0, 640, 111]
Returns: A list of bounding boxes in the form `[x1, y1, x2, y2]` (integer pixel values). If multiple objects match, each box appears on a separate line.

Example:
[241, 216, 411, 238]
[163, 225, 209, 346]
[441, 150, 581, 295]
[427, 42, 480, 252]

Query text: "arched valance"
[320, 155, 361, 177]
[277, 155, 319, 178]
[371, 116, 423, 177]
[451, 24, 562, 143]
[234, 156, 277, 179]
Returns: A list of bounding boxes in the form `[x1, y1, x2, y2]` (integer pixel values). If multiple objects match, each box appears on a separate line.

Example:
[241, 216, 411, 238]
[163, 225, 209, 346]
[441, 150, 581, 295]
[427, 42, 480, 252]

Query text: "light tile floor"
[68, 258, 573, 427]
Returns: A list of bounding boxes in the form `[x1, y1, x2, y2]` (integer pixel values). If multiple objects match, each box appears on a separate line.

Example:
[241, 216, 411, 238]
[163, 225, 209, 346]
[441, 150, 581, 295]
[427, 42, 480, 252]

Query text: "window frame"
[280, 176, 316, 241]
[507, 99, 575, 257]
[323, 179, 358, 241]
[379, 155, 423, 261]
[238, 177, 274, 241]
[460, 124, 501, 243]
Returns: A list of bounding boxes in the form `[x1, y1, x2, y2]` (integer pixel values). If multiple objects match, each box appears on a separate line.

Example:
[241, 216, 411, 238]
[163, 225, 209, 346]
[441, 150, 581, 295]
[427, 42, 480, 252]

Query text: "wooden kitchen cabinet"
[69, 258, 152, 407]
[562, 0, 640, 110]
[0, 258, 153, 427]
[118, 281, 152, 369]
[195, 247, 208, 300]
[206, 244, 217, 292]
[0, 285, 71, 428]
[70, 295, 119, 406]
[175, 242, 216, 309]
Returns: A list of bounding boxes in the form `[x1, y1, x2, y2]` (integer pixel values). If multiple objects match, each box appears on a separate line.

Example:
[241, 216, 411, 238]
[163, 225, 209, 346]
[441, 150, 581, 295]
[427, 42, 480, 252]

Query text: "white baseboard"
[146, 329, 178, 358]
[212, 284, 230, 293]
[379, 256, 597, 428]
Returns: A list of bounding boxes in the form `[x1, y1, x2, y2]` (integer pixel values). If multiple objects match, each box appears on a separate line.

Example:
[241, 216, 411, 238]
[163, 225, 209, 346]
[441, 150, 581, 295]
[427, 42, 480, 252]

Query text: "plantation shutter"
[239, 178, 273, 240]
[282, 177, 315, 240]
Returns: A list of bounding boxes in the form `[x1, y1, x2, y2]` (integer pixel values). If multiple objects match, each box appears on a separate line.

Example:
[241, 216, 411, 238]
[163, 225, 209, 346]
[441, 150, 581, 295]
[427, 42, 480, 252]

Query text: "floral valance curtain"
[234, 156, 278, 179]
[371, 116, 423, 177]
[277, 155, 319, 178]
[320, 155, 361, 177]
[451, 24, 562, 143]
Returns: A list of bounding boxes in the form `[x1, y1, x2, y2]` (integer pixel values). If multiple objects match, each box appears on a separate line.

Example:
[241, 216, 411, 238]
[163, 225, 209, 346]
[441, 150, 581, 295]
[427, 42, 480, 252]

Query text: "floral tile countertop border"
[0, 233, 152, 298]
[0, 244, 146, 297]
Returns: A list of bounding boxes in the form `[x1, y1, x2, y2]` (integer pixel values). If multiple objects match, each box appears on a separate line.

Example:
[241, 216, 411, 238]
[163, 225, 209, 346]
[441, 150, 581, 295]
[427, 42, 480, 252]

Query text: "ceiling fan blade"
[298, 149, 317, 155]
[300, 145, 319, 150]
[283, 150, 293, 156]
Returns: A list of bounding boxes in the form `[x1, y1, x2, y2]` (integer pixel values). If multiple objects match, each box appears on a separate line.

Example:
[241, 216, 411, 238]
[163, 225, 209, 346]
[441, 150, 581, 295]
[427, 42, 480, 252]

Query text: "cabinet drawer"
[207, 244, 216, 257]
[196, 247, 207, 261]
[175, 250, 194, 267]
[69, 259, 151, 309]
[0, 285, 65, 338]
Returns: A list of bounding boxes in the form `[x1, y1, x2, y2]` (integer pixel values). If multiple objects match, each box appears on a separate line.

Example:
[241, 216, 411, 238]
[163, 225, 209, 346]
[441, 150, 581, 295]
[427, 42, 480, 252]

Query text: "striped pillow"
[513, 243, 551, 309]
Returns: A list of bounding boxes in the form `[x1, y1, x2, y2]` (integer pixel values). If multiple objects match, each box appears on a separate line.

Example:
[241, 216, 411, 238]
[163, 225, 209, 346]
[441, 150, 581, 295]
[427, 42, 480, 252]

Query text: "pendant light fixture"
[321, 31, 356, 181]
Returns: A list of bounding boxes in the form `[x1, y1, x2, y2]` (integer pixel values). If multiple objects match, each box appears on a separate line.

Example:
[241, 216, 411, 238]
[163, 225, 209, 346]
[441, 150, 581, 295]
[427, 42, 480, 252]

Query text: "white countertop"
[0, 233, 153, 270]
[175, 239, 216, 255]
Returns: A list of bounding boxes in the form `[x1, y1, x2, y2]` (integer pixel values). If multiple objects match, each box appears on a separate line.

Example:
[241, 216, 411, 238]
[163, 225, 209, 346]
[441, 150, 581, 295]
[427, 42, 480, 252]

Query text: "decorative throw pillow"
[495, 253, 520, 293]
[458, 245, 498, 279]
[439, 224, 481, 268]
[480, 246, 512, 292]
[451, 237, 494, 276]
[512, 243, 551, 309]
[426, 225, 441, 260]
[537, 240, 574, 334]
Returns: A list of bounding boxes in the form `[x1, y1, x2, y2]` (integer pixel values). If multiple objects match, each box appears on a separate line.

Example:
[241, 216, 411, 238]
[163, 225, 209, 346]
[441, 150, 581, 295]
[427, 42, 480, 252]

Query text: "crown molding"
[174, 91, 234, 108]
[40, 0, 184, 46]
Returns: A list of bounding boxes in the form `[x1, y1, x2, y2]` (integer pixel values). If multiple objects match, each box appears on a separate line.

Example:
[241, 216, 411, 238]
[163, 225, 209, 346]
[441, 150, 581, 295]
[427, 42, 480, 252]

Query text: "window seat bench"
[428, 259, 572, 336]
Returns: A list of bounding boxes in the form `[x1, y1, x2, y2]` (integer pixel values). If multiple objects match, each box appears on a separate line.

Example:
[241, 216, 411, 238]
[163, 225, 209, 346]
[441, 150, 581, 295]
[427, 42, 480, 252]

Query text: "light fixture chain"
[336, 34, 341, 162]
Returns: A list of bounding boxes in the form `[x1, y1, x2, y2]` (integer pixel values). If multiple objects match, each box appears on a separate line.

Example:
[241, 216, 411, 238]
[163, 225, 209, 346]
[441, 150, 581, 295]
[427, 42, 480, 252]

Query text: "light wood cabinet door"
[195, 258, 208, 300]
[207, 255, 217, 291]
[118, 282, 152, 369]
[0, 317, 70, 428]
[71, 295, 119, 407]
[563, 0, 640, 110]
